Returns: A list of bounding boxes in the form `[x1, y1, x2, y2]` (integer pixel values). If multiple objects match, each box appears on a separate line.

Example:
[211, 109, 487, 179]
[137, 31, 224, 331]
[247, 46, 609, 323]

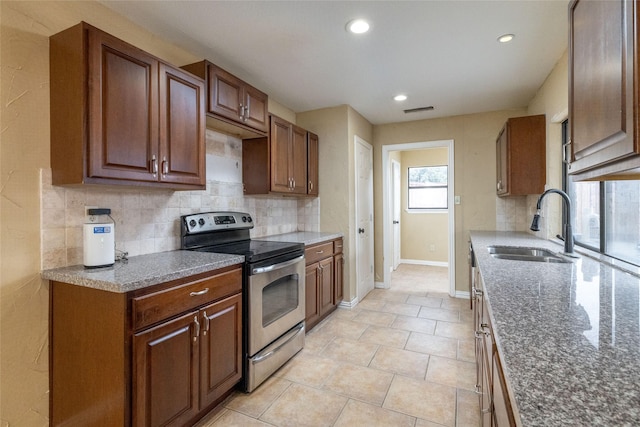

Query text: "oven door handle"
[251, 255, 304, 275]
[251, 323, 305, 363]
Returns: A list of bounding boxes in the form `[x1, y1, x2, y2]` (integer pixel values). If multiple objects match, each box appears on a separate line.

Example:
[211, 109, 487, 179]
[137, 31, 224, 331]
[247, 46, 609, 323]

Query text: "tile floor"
[196, 265, 479, 427]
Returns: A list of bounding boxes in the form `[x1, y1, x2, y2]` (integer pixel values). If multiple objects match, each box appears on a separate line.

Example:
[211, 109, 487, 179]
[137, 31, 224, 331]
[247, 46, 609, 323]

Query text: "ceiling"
[99, 0, 569, 125]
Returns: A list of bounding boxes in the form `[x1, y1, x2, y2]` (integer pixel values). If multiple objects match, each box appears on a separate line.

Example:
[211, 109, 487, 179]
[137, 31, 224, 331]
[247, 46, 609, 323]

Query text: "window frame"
[563, 120, 638, 267]
[407, 165, 449, 211]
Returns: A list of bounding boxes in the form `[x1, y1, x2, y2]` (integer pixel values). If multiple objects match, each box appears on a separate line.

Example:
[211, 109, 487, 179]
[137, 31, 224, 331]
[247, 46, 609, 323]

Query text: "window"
[563, 120, 640, 266]
[408, 165, 448, 209]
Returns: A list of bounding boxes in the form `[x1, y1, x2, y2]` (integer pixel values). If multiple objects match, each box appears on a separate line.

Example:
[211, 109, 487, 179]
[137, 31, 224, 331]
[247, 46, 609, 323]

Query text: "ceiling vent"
[403, 106, 434, 114]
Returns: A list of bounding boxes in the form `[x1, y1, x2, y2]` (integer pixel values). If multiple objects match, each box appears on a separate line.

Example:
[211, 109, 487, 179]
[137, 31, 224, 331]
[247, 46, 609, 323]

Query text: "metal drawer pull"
[316, 250, 324, 254]
[190, 288, 209, 297]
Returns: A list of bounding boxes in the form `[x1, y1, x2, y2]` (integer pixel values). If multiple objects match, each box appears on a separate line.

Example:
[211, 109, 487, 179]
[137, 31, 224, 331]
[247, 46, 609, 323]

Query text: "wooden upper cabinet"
[159, 64, 206, 187]
[270, 116, 293, 193]
[181, 60, 269, 137]
[50, 22, 205, 190]
[307, 132, 319, 196]
[242, 115, 314, 196]
[291, 125, 309, 194]
[569, 0, 640, 180]
[495, 115, 546, 197]
[86, 28, 158, 183]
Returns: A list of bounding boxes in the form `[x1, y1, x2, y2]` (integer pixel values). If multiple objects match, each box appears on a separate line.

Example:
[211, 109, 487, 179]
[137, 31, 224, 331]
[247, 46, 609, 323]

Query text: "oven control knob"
[241, 216, 247, 222]
[247, 216, 252, 223]
[189, 219, 197, 228]
[198, 218, 205, 226]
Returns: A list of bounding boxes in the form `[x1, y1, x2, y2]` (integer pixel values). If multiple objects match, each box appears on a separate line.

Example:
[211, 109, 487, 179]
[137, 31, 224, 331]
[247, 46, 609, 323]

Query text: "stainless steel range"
[180, 211, 305, 392]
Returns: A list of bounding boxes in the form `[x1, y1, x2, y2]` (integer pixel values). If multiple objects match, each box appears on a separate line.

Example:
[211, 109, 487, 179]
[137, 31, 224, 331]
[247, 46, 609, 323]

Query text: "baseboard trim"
[399, 259, 449, 268]
[374, 281, 387, 289]
[455, 290, 470, 299]
[338, 296, 358, 309]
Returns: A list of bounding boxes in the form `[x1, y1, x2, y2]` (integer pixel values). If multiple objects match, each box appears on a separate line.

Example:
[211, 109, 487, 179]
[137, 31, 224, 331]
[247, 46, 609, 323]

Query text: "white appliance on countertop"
[83, 208, 115, 268]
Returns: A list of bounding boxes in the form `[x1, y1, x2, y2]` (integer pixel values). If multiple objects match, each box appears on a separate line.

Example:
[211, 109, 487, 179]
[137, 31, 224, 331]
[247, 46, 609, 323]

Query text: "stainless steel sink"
[487, 246, 571, 263]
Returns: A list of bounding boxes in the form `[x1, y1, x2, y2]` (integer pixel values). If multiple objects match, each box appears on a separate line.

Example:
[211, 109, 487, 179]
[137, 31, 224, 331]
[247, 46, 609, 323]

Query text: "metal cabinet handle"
[309, 181, 313, 191]
[244, 98, 250, 122]
[203, 311, 209, 336]
[193, 315, 200, 342]
[162, 157, 168, 175]
[240, 104, 245, 119]
[151, 155, 158, 176]
[190, 288, 209, 297]
[316, 250, 324, 254]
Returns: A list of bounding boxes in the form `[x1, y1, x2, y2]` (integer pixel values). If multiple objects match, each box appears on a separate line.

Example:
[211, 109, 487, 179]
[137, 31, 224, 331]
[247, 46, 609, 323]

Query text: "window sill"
[405, 209, 448, 214]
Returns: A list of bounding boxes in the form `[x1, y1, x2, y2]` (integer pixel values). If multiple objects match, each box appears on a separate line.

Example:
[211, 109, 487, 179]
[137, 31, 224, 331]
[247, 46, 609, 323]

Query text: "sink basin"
[487, 246, 571, 263]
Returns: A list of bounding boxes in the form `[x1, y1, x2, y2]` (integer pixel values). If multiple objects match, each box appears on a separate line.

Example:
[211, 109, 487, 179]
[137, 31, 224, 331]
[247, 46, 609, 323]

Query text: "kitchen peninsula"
[470, 231, 640, 426]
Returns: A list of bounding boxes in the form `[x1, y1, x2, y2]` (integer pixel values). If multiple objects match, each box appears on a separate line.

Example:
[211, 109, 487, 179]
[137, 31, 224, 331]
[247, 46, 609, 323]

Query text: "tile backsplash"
[41, 129, 319, 270]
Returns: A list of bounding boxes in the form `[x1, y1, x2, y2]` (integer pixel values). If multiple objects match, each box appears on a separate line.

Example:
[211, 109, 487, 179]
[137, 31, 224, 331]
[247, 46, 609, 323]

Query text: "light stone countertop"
[470, 231, 640, 426]
[41, 250, 244, 293]
[262, 231, 343, 246]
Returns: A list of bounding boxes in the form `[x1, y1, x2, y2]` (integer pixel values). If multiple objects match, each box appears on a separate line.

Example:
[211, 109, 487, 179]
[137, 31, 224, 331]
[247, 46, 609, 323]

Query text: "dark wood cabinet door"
[87, 28, 158, 182]
[133, 311, 199, 427]
[307, 132, 319, 196]
[334, 252, 344, 304]
[495, 115, 545, 197]
[208, 64, 243, 122]
[569, 0, 638, 174]
[319, 257, 334, 315]
[244, 84, 269, 132]
[291, 125, 308, 194]
[159, 64, 205, 188]
[270, 116, 293, 192]
[496, 126, 508, 196]
[199, 293, 242, 409]
[305, 263, 321, 328]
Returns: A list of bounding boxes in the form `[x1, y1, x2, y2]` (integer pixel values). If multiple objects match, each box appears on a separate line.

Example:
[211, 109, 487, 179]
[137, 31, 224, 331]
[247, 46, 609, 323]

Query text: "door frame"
[381, 140, 456, 296]
[391, 159, 401, 270]
[354, 136, 375, 303]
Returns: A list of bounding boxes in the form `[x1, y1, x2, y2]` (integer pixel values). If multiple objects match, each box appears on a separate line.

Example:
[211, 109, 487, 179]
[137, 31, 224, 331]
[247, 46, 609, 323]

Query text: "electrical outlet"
[85, 206, 97, 223]
[429, 244, 436, 252]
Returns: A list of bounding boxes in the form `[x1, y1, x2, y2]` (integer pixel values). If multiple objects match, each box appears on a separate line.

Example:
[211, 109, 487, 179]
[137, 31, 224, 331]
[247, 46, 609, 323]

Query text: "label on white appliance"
[93, 226, 112, 234]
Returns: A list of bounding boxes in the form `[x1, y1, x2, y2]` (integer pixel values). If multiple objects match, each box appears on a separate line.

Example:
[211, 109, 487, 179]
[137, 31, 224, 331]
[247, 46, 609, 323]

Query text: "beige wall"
[526, 51, 569, 240]
[400, 148, 449, 263]
[373, 109, 527, 291]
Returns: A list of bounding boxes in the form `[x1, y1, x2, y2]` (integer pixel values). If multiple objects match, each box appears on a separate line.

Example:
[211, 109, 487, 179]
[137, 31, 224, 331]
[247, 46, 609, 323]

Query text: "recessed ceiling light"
[394, 94, 407, 102]
[346, 19, 370, 34]
[497, 33, 515, 43]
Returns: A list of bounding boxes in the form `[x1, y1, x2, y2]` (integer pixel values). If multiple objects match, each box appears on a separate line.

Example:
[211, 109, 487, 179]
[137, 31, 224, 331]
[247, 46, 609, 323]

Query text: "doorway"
[382, 140, 456, 296]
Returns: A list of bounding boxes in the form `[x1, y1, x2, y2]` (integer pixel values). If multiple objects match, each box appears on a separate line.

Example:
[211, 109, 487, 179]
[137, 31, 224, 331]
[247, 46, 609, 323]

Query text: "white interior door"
[392, 160, 401, 270]
[355, 136, 374, 301]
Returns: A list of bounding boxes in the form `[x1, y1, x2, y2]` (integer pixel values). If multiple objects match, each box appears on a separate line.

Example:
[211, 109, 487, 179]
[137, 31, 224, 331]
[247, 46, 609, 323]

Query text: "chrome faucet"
[530, 189, 578, 257]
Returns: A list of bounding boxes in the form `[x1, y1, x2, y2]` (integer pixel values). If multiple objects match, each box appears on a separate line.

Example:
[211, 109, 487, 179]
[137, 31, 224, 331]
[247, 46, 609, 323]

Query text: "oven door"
[247, 254, 305, 356]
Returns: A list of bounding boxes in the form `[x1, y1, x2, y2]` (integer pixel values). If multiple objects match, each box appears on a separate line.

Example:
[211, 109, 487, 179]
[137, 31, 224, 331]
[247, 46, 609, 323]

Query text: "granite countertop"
[41, 251, 244, 293]
[263, 231, 343, 246]
[470, 231, 640, 426]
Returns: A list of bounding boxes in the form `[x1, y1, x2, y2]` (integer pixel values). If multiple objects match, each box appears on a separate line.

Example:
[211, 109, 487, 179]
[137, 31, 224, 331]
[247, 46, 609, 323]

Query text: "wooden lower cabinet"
[472, 260, 516, 426]
[305, 238, 344, 331]
[133, 311, 200, 427]
[50, 265, 242, 427]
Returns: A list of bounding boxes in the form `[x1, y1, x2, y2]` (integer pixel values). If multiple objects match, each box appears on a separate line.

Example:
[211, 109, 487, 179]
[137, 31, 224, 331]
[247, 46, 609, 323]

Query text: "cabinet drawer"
[305, 242, 334, 265]
[333, 239, 343, 254]
[132, 268, 242, 331]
